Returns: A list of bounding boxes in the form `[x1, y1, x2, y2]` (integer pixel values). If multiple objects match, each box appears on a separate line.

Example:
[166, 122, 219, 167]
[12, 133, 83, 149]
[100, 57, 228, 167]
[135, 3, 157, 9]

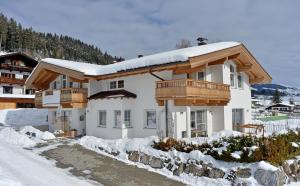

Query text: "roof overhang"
[26, 43, 271, 90]
[25, 61, 88, 90]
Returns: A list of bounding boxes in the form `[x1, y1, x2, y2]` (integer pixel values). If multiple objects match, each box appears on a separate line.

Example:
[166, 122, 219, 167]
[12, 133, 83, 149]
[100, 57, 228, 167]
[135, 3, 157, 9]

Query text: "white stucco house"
[26, 42, 271, 139]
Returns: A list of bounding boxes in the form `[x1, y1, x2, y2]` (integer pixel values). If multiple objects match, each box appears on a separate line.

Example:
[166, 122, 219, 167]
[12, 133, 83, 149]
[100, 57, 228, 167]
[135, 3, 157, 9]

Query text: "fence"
[253, 118, 300, 134]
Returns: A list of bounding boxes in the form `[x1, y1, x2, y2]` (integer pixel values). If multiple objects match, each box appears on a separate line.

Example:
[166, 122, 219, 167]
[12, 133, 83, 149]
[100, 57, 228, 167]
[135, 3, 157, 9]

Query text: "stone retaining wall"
[97, 147, 298, 186]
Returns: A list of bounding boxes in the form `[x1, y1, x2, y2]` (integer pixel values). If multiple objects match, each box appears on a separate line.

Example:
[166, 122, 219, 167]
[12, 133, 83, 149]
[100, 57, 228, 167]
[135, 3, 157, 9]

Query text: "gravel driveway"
[41, 144, 185, 186]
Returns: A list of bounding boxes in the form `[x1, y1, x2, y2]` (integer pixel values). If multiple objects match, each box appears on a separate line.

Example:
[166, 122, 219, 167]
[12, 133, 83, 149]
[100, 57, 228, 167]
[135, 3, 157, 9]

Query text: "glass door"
[232, 109, 244, 131]
[190, 110, 207, 137]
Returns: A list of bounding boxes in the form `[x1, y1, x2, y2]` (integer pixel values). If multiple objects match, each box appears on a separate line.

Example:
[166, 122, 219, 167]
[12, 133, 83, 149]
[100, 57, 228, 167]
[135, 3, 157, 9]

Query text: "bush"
[152, 130, 300, 165]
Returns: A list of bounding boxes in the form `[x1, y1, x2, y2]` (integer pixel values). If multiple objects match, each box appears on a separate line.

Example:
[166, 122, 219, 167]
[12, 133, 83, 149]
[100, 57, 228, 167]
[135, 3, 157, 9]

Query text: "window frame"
[237, 73, 243, 89]
[230, 64, 236, 88]
[97, 110, 107, 127]
[145, 110, 157, 129]
[114, 110, 122, 128]
[3, 86, 13, 94]
[110, 80, 124, 90]
[124, 110, 132, 128]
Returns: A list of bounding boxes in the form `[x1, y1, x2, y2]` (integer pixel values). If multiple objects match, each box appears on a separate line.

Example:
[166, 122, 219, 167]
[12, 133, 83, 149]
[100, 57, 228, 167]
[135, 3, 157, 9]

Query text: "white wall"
[86, 71, 173, 139]
[222, 60, 252, 130]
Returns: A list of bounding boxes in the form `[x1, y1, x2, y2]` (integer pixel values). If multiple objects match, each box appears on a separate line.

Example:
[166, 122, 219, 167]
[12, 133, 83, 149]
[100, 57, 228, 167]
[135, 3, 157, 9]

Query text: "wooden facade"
[35, 88, 88, 109]
[156, 79, 230, 106]
[0, 52, 38, 109]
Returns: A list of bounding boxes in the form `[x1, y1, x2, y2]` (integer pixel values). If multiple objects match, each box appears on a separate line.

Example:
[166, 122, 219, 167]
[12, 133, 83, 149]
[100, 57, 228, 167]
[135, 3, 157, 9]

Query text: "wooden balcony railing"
[0, 63, 33, 72]
[0, 77, 26, 85]
[156, 79, 230, 106]
[35, 92, 43, 108]
[60, 88, 88, 108]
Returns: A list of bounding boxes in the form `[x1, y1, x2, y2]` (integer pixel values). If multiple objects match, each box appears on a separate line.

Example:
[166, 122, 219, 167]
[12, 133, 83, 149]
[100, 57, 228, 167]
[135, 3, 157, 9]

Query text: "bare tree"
[176, 39, 192, 49]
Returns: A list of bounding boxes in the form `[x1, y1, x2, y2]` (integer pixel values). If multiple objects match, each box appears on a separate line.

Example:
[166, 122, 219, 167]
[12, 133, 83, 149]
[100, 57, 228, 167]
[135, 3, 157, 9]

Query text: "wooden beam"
[237, 64, 253, 72]
[173, 64, 205, 75]
[207, 58, 227, 66]
[228, 53, 240, 60]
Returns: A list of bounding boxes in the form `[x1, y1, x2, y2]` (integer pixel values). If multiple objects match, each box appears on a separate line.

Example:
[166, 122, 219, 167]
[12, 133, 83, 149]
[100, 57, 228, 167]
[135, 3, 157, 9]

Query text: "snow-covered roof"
[41, 42, 240, 76]
[0, 94, 35, 99]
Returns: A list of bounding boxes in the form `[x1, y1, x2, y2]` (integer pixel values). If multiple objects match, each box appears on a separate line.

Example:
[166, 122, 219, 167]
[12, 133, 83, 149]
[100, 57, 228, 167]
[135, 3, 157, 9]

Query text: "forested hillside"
[0, 13, 123, 64]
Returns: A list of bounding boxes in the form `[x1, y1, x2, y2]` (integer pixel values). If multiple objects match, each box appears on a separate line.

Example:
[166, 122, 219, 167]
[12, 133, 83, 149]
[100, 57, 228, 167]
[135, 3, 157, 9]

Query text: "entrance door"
[232, 109, 244, 131]
[190, 110, 207, 137]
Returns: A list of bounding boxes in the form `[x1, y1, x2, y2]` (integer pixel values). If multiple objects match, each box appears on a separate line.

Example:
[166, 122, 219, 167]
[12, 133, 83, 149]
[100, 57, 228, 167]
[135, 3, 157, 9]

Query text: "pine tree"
[272, 89, 282, 104]
[0, 12, 121, 64]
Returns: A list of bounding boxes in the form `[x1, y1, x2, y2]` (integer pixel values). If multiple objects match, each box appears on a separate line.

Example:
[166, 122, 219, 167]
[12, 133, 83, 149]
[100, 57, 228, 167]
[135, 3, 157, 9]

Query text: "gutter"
[149, 69, 169, 137]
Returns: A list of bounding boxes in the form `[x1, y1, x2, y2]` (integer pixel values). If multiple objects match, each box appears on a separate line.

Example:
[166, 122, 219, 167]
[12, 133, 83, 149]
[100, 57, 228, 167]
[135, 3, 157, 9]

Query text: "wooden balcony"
[0, 77, 26, 85]
[60, 88, 88, 108]
[156, 79, 230, 106]
[0, 63, 33, 72]
[35, 92, 43, 108]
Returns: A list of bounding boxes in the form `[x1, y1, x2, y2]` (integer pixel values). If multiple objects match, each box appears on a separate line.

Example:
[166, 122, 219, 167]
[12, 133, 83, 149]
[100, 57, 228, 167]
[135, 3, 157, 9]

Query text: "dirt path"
[41, 144, 185, 186]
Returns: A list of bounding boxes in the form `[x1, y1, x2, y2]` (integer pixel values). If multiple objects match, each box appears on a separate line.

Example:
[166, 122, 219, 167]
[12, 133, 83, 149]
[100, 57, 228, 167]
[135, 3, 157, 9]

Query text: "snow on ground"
[0, 108, 48, 127]
[80, 133, 279, 186]
[0, 126, 95, 186]
[0, 137, 96, 186]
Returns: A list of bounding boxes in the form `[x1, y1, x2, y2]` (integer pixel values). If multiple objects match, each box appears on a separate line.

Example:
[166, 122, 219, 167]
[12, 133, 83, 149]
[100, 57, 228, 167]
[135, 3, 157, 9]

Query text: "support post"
[186, 106, 191, 138]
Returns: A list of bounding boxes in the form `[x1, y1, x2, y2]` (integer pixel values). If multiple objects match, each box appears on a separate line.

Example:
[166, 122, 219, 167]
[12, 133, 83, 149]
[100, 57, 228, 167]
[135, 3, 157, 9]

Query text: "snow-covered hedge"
[153, 131, 300, 165]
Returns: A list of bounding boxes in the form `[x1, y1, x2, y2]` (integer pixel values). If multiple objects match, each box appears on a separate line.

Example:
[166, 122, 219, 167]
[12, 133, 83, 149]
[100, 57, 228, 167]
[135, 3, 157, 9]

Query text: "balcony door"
[232, 109, 244, 131]
[190, 110, 207, 137]
[189, 71, 205, 81]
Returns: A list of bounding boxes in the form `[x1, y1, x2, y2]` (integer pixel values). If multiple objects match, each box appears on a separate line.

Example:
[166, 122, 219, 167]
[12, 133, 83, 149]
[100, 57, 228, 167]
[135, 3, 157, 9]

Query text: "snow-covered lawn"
[0, 126, 95, 186]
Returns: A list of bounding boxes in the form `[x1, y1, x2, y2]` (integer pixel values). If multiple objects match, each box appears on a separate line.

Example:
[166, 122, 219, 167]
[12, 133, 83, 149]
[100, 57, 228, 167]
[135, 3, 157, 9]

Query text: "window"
[230, 64, 235, 87]
[69, 81, 73, 88]
[237, 74, 243, 88]
[197, 71, 205, 80]
[124, 110, 131, 127]
[53, 81, 57, 89]
[62, 75, 67, 88]
[190, 110, 207, 132]
[110, 81, 117, 89]
[110, 80, 124, 89]
[98, 111, 106, 127]
[145, 110, 156, 128]
[114, 110, 121, 127]
[79, 114, 85, 121]
[3, 86, 13, 94]
[118, 80, 124, 88]
[1, 73, 14, 78]
[23, 75, 29, 80]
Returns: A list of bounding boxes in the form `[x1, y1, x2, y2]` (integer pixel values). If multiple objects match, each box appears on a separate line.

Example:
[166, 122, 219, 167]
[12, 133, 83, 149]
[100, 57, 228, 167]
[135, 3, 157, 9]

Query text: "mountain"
[0, 13, 123, 64]
[252, 84, 300, 97]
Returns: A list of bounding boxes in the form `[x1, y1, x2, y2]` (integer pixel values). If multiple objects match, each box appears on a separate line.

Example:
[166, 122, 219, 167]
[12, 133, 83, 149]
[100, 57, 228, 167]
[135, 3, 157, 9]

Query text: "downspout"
[149, 69, 169, 137]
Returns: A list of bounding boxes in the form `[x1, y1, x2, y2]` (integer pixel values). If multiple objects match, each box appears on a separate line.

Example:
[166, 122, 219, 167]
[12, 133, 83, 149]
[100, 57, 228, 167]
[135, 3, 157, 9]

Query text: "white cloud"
[1, 0, 300, 86]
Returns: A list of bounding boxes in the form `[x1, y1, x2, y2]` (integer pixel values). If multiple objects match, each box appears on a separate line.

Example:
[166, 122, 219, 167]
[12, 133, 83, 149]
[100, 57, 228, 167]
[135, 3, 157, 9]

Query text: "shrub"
[152, 130, 300, 165]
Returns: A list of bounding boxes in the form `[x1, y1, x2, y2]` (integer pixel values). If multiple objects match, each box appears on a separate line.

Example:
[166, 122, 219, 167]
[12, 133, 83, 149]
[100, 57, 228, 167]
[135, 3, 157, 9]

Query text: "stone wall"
[97, 147, 295, 186]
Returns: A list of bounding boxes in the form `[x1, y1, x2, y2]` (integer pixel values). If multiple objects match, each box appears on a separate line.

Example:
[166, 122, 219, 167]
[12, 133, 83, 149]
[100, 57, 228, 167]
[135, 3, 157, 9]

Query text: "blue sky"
[1, 0, 300, 87]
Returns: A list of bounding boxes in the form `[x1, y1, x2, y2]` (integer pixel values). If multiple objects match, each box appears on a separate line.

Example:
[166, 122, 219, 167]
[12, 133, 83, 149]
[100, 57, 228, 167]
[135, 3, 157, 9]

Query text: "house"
[25, 42, 271, 138]
[266, 103, 294, 112]
[0, 52, 38, 109]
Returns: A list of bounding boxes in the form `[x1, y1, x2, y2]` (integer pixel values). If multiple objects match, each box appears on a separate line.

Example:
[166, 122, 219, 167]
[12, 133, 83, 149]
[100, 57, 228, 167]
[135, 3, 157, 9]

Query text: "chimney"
[197, 37, 208, 46]
[138, 54, 143, 58]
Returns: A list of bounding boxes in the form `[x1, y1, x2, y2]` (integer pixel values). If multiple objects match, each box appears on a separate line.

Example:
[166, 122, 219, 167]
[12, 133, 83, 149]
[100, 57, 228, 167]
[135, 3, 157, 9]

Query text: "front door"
[190, 110, 207, 137]
[232, 109, 244, 131]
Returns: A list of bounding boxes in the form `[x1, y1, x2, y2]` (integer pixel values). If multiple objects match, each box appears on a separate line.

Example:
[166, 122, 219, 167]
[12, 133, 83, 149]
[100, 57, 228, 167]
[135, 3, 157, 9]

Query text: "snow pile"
[0, 108, 48, 127]
[42, 42, 240, 76]
[20, 126, 55, 140]
[0, 126, 55, 148]
[0, 127, 36, 148]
